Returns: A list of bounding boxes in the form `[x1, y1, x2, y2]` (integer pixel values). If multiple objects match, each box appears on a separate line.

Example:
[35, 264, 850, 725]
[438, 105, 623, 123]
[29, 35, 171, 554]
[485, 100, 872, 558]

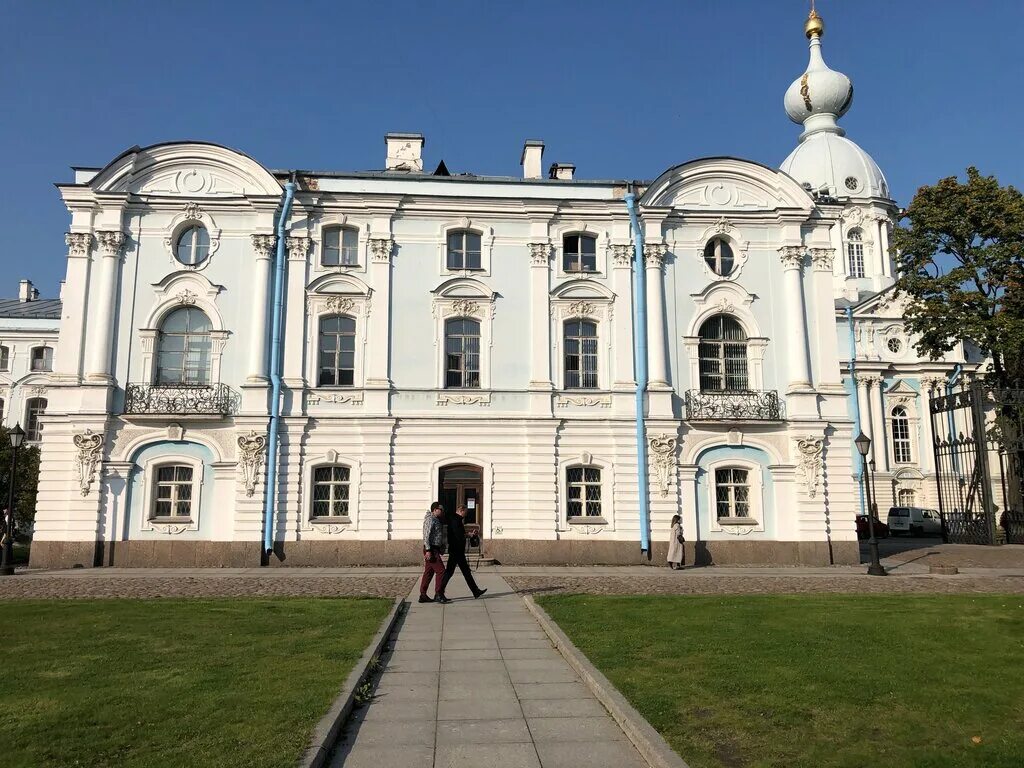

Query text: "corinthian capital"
[610, 244, 634, 268]
[810, 247, 836, 271]
[777, 246, 804, 270]
[643, 243, 668, 268]
[285, 236, 310, 261]
[528, 242, 553, 267]
[251, 234, 277, 260]
[369, 237, 394, 263]
[96, 230, 126, 258]
[65, 232, 92, 257]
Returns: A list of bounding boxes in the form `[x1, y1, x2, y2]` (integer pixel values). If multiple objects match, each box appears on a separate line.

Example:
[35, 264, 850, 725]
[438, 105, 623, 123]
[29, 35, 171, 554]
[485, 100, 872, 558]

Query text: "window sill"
[311, 516, 352, 525]
[149, 517, 194, 525]
[567, 516, 608, 526]
[717, 517, 758, 527]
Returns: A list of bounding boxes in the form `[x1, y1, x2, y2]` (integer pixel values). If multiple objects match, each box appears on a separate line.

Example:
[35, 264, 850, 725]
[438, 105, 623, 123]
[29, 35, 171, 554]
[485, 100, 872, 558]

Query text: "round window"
[887, 337, 903, 354]
[703, 238, 735, 276]
[175, 225, 210, 266]
[845, 176, 859, 191]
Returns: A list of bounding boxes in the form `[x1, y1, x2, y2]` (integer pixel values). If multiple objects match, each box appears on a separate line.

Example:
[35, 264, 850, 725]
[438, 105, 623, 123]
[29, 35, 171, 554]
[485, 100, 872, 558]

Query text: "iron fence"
[123, 383, 236, 416]
[684, 390, 783, 421]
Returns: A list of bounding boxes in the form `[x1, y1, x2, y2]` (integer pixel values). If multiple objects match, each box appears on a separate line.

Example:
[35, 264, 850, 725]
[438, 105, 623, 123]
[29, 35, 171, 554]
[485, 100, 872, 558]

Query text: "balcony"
[123, 383, 236, 418]
[684, 389, 783, 422]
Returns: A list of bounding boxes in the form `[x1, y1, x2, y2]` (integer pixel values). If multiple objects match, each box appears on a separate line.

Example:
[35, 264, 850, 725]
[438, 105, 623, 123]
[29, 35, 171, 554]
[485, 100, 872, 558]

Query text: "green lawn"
[538, 594, 1024, 768]
[0, 598, 391, 768]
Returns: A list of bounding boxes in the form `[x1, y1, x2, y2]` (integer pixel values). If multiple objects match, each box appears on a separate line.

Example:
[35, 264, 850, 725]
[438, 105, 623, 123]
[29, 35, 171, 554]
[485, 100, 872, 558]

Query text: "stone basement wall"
[29, 539, 859, 569]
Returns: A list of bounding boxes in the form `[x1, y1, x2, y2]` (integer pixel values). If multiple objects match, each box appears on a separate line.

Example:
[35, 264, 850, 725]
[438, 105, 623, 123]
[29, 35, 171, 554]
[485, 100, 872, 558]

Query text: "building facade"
[25, 12, 975, 568]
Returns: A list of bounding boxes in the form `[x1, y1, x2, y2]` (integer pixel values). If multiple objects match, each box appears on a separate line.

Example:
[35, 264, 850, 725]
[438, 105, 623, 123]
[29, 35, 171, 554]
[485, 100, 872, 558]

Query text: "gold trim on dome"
[805, 9, 824, 39]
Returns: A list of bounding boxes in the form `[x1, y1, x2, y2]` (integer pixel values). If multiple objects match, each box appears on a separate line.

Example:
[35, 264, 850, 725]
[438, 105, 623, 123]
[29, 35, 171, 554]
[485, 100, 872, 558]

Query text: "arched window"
[30, 346, 53, 372]
[317, 315, 356, 387]
[445, 318, 481, 388]
[698, 315, 748, 391]
[563, 234, 597, 273]
[311, 465, 351, 518]
[891, 406, 913, 463]
[447, 230, 482, 270]
[175, 224, 211, 266]
[566, 465, 601, 518]
[847, 229, 865, 278]
[897, 488, 916, 507]
[0, 345, 8, 371]
[24, 397, 47, 442]
[151, 465, 195, 519]
[323, 227, 359, 267]
[156, 307, 213, 385]
[703, 238, 735, 276]
[564, 320, 598, 389]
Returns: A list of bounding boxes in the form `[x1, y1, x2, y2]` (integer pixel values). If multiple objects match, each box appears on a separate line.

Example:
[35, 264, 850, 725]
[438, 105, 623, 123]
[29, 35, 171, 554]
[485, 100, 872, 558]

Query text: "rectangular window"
[447, 231, 482, 270]
[444, 318, 481, 388]
[562, 235, 597, 272]
[715, 468, 750, 518]
[564, 320, 598, 389]
[892, 420, 913, 463]
[567, 466, 601, 518]
[848, 240, 865, 278]
[323, 228, 359, 267]
[24, 397, 47, 442]
[152, 465, 194, 519]
[317, 316, 356, 387]
[0, 346, 8, 371]
[31, 347, 53, 372]
[312, 465, 351, 518]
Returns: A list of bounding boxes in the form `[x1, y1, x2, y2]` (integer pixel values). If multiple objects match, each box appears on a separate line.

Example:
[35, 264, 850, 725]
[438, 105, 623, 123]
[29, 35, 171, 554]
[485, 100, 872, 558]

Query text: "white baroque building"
[23, 12, 978, 568]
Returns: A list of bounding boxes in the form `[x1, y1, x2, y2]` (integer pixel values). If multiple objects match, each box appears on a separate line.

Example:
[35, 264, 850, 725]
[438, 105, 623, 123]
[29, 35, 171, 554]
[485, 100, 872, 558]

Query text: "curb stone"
[298, 596, 405, 768]
[523, 594, 690, 768]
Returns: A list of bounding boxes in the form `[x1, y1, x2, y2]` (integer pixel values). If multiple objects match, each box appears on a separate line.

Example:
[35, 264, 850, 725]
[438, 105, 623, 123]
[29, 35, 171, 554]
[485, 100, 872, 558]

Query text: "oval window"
[703, 238, 735, 276]
[175, 225, 211, 266]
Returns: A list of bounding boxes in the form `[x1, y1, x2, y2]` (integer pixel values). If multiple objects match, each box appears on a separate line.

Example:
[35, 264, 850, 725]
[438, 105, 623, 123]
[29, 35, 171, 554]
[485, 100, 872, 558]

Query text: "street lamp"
[1, 423, 26, 576]
[854, 431, 886, 576]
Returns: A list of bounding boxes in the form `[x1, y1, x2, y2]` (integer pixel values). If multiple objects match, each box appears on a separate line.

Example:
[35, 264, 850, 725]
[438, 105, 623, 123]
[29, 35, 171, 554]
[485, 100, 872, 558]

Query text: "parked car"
[887, 507, 942, 536]
[855, 515, 889, 539]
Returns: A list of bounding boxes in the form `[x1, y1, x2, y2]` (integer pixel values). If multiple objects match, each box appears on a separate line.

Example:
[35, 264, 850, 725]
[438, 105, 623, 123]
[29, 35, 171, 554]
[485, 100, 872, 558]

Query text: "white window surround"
[438, 218, 495, 278]
[313, 216, 370, 275]
[139, 454, 203, 533]
[557, 452, 615, 530]
[431, 278, 496, 394]
[551, 222, 610, 279]
[305, 288, 372, 395]
[884, 380, 920, 466]
[843, 222, 874, 278]
[550, 281, 615, 394]
[683, 283, 767, 391]
[705, 457, 765, 535]
[162, 205, 221, 272]
[880, 323, 909, 361]
[301, 451, 362, 532]
[0, 345, 8, 371]
[686, 219, 751, 282]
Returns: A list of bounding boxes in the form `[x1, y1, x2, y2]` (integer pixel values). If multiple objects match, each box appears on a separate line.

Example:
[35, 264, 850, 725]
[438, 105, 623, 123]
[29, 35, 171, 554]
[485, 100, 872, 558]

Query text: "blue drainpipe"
[262, 181, 296, 558]
[624, 189, 651, 554]
[844, 307, 867, 516]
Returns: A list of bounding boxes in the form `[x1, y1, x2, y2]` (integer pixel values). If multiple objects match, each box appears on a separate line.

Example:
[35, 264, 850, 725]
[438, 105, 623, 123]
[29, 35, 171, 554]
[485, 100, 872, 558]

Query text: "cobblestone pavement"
[0, 576, 413, 600]
[506, 573, 1024, 596]
[875, 541, 1024, 569]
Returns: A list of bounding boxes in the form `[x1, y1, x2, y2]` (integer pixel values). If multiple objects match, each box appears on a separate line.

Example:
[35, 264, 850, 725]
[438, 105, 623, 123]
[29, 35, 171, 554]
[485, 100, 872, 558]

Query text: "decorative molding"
[556, 394, 611, 408]
[307, 391, 364, 406]
[28, 385, 48, 398]
[795, 436, 824, 498]
[810, 247, 836, 272]
[450, 299, 481, 317]
[73, 429, 104, 497]
[842, 206, 865, 228]
[649, 434, 678, 497]
[236, 430, 267, 498]
[313, 522, 351, 534]
[565, 300, 596, 318]
[777, 245, 804, 269]
[610, 244, 634, 267]
[437, 392, 491, 407]
[251, 233, 277, 259]
[152, 523, 190, 535]
[183, 201, 203, 221]
[369, 237, 394, 263]
[96, 230, 127, 258]
[713, 216, 734, 234]
[175, 289, 198, 306]
[528, 242, 553, 267]
[324, 295, 356, 315]
[65, 232, 92, 257]
[167, 423, 184, 441]
[643, 242, 668, 268]
[286, 236, 310, 261]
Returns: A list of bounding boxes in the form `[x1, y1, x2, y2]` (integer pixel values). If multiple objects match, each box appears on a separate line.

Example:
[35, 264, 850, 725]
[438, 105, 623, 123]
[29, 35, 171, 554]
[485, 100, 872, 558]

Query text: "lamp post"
[1, 423, 26, 576]
[854, 431, 886, 576]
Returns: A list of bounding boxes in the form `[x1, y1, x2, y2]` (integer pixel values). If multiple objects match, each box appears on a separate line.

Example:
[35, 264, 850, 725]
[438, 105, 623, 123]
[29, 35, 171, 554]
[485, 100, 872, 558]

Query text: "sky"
[3, 0, 1023, 297]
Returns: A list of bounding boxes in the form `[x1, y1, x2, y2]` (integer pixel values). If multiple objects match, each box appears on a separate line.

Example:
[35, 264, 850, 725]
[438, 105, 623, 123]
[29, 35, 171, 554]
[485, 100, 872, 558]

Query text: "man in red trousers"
[419, 502, 448, 603]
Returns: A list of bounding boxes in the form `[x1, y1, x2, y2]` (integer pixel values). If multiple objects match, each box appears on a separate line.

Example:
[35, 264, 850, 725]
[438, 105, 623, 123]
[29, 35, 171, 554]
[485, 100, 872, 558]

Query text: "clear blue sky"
[3, 0, 1022, 297]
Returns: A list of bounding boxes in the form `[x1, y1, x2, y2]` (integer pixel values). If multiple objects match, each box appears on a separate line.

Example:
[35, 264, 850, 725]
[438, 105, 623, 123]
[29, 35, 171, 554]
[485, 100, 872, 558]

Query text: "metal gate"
[930, 381, 1024, 545]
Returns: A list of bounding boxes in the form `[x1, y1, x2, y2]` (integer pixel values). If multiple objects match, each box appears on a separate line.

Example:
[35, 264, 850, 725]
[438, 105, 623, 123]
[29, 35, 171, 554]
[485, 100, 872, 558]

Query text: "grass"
[0, 598, 392, 768]
[538, 594, 1024, 768]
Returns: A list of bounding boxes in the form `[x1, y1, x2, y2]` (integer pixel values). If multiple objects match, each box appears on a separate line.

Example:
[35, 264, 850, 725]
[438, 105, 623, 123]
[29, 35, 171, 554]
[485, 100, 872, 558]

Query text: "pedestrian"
[420, 502, 449, 603]
[438, 505, 487, 600]
[667, 513, 684, 570]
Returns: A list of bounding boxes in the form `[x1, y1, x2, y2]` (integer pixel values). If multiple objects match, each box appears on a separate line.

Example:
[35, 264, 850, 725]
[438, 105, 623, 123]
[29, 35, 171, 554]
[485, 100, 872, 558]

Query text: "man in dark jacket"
[438, 505, 487, 600]
[420, 502, 448, 604]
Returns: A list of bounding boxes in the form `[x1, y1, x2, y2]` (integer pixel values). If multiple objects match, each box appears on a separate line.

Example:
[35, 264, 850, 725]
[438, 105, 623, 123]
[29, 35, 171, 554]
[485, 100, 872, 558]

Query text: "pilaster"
[52, 233, 93, 383]
[364, 237, 394, 413]
[85, 230, 126, 383]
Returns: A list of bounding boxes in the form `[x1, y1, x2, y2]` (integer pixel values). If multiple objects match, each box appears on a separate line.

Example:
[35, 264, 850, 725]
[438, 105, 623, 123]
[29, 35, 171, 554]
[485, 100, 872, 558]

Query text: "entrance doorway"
[438, 464, 483, 553]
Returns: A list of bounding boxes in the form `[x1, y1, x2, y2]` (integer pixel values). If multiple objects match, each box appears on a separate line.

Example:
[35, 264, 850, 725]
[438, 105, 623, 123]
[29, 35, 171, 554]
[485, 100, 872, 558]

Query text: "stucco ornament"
[65, 232, 92, 256]
[73, 429, 104, 497]
[176, 289, 199, 306]
[566, 300, 596, 318]
[324, 296, 355, 315]
[237, 430, 267, 498]
[251, 233, 276, 259]
[778, 245, 804, 269]
[643, 242, 668, 268]
[528, 242, 553, 266]
[648, 434, 678, 497]
[795, 436, 824, 498]
[450, 299, 480, 317]
[369, 237, 394, 263]
[610, 244, 633, 267]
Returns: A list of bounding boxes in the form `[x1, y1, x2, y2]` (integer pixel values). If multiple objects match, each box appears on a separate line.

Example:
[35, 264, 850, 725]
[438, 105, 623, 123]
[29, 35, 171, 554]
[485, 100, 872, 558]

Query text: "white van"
[887, 507, 942, 536]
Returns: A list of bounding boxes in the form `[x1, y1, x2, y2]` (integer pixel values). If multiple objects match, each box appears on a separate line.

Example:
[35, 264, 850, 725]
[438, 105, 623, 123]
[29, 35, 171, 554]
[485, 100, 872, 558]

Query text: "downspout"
[624, 189, 651, 554]
[262, 181, 296, 558]
[844, 307, 867, 516]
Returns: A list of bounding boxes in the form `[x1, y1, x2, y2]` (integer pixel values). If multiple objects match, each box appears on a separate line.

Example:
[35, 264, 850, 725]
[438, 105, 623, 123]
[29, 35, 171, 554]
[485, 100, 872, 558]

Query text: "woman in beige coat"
[667, 514, 684, 570]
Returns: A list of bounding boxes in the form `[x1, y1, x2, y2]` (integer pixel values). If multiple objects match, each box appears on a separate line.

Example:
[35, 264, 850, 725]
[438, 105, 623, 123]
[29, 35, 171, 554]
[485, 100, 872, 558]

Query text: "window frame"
[897, 488, 916, 507]
[561, 233, 599, 274]
[446, 230, 483, 271]
[0, 345, 8, 371]
[438, 221, 495, 277]
[847, 228, 866, 279]
[891, 405, 913, 464]
[30, 346, 53, 373]
[155, 307, 214, 386]
[558, 455, 612, 528]
[139, 454, 204, 533]
[24, 397, 47, 442]
[316, 314, 358, 388]
[321, 225, 361, 268]
[697, 315, 749, 392]
[703, 237, 736, 277]
[302, 453, 362, 532]
[706, 458, 764, 533]
[563, 319, 600, 390]
[444, 317, 482, 389]
[174, 224, 211, 267]
[310, 464, 353, 521]
[149, 464, 197, 521]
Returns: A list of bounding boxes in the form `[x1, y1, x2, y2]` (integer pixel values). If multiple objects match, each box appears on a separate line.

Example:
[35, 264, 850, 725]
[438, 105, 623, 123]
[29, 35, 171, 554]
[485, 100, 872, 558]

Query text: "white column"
[527, 243, 552, 390]
[283, 236, 310, 388]
[810, 248, 843, 389]
[644, 243, 669, 388]
[878, 216, 892, 280]
[247, 234, 276, 383]
[85, 230, 126, 382]
[53, 233, 93, 382]
[778, 247, 812, 391]
[856, 375, 872, 441]
[868, 374, 887, 469]
[365, 237, 394, 388]
[919, 378, 939, 473]
[611, 245, 635, 389]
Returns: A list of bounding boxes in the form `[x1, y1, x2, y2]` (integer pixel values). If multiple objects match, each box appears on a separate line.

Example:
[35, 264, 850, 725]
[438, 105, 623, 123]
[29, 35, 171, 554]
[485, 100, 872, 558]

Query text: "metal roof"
[0, 299, 63, 319]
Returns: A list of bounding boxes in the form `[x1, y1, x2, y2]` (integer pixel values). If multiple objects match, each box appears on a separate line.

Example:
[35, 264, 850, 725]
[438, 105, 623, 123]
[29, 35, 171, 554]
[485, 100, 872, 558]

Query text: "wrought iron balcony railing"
[684, 389, 783, 421]
[124, 383, 236, 416]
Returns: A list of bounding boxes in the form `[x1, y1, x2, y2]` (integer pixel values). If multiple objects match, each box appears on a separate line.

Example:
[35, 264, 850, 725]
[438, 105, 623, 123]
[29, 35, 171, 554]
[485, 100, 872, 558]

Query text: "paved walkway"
[330, 572, 648, 768]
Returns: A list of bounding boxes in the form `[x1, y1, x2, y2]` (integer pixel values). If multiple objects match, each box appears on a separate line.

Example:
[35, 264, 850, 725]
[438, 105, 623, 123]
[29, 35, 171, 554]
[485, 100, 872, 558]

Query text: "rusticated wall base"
[29, 538, 859, 569]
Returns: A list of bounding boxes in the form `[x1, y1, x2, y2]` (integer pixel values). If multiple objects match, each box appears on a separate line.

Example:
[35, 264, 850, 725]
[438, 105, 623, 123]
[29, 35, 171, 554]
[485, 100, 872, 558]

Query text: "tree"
[0, 427, 42, 533]
[892, 167, 1024, 383]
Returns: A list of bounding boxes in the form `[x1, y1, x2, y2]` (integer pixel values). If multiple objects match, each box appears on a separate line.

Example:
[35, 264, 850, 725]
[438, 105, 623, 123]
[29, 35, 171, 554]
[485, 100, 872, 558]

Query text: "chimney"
[385, 132, 425, 172]
[18, 279, 33, 303]
[549, 163, 575, 181]
[521, 140, 544, 179]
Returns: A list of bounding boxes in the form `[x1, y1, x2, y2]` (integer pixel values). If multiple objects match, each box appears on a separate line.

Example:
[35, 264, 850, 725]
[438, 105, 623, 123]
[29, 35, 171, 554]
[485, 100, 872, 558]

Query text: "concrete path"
[330, 571, 648, 768]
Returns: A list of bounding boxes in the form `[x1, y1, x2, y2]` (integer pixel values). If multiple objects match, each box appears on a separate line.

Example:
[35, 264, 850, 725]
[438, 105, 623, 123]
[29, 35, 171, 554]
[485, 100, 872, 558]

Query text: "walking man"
[438, 505, 487, 600]
[420, 502, 449, 604]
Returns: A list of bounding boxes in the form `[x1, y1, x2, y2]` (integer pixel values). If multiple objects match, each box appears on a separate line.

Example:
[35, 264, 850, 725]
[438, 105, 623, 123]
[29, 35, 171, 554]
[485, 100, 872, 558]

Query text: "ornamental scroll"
[73, 429, 104, 497]
[795, 436, 824, 498]
[237, 431, 268, 498]
[649, 434, 678, 497]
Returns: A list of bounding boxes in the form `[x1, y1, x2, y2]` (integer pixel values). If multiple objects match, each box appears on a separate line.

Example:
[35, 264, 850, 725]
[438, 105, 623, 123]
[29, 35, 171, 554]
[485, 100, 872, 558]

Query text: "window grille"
[564, 320, 598, 389]
[698, 315, 748, 391]
[567, 466, 602, 517]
